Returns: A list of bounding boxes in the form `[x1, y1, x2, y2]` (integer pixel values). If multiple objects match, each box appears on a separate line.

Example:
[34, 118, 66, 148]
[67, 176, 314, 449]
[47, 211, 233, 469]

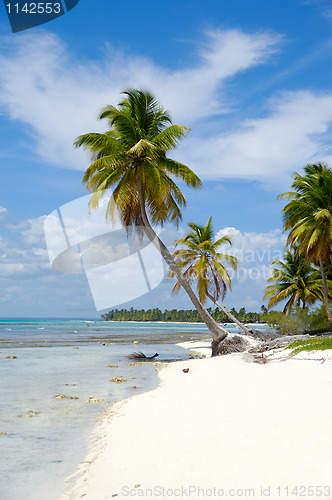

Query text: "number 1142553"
[6, 3, 62, 14]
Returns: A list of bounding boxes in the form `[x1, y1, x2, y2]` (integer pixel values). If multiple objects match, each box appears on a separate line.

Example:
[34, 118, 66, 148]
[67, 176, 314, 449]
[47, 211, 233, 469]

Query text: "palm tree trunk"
[136, 173, 228, 352]
[207, 293, 251, 335]
[319, 257, 332, 328]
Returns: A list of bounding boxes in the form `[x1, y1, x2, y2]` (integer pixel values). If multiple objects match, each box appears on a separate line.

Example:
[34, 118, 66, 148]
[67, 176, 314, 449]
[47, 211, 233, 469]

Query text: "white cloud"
[181, 90, 332, 185]
[214, 226, 287, 310]
[216, 226, 287, 258]
[0, 29, 281, 172]
[1, 28, 332, 188]
[0, 210, 96, 315]
[0, 216, 50, 278]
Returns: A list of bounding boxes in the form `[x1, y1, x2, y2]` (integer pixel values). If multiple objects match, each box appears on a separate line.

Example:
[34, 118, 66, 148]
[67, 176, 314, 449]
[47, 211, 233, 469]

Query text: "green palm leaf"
[264, 249, 331, 314]
[168, 217, 237, 304]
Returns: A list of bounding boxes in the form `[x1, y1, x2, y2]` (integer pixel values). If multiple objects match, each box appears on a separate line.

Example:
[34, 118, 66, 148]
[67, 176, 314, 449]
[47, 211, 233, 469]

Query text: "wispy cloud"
[1, 28, 332, 188]
[181, 90, 332, 185]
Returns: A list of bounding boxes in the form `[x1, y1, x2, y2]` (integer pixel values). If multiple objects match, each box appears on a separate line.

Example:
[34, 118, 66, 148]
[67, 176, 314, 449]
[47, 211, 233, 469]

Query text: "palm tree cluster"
[74, 89, 242, 354]
[265, 163, 332, 327]
[74, 89, 332, 346]
[101, 307, 263, 323]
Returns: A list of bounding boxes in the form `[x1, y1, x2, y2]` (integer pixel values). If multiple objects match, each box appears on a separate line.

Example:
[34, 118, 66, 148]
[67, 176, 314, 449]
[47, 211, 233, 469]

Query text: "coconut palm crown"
[279, 163, 332, 263]
[74, 89, 201, 231]
[168, 217, 238, 304]
[264, 249, 330, 314]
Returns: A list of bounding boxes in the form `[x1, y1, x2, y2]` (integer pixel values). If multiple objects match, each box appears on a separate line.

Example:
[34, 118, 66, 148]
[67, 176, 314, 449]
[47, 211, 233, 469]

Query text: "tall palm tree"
[74, 89, 229, 352]
[168, 217, 250, 334]
[279, 163, 332, 327]
[264, 249, 330, 314]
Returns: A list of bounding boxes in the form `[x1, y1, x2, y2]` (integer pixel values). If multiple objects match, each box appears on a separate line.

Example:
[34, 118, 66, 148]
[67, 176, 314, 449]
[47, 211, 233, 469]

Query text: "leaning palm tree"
[74, 89, 229, 354]
[264, 249, 330, 314]
[279, 162, 332, 327]
[168, 217, 250, 334]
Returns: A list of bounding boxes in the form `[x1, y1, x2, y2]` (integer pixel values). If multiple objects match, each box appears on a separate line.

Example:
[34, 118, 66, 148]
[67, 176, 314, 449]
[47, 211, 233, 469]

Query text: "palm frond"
[153, 124, 190, 151]
[168, 217, 236, 303]
[75, 89, 198, 234]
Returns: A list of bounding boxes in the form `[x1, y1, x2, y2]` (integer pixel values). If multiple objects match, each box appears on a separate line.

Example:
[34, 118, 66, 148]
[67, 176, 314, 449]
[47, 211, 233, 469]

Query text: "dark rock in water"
[128, 352, 159, 360]
[109, 376, 127, 384]
[84, 397, 105, 403]
[54, 394, 79, 400]
[213, 335, 249, 356]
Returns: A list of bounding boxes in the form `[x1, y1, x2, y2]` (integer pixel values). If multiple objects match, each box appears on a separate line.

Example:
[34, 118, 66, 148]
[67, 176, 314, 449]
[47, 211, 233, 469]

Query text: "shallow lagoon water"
[0, 319, 213, 500]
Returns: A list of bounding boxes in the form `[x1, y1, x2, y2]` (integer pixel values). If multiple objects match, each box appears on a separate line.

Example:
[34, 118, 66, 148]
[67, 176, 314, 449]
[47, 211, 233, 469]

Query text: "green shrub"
[287, 336, 332, 354]
[265, 304, 331, 335]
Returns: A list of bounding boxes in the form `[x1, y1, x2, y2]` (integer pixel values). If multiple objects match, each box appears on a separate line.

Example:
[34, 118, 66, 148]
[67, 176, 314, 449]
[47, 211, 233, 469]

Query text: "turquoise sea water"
[0, 319, 213, 500]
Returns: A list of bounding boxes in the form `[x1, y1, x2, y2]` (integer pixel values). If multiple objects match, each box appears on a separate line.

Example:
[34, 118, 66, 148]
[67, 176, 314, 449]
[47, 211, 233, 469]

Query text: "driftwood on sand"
[246, 329, 281, 341]
[247, 334, 310, 353]
[212, 335, 250, 356]
[128, 352, 159, 360]
[211, 328, 284, 357]
[214, 329, 332, 363]
[212, 328, 332, 359]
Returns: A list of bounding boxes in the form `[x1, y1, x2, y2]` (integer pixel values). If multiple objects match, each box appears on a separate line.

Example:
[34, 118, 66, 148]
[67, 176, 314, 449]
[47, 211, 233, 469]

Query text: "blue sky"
[0, 0, 332, 317]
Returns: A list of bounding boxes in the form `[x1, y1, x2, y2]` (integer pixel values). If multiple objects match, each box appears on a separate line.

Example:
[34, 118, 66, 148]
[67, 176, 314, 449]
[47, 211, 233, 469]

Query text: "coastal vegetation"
[264, 248, 330, 314]
[287, 336, 332, 355]
[279, 163, 332, 328]
[101, 307, 264, 323]
[75, 89, 232, 354]
[265, 304, 330, 335]
[262, 163, 332, 337]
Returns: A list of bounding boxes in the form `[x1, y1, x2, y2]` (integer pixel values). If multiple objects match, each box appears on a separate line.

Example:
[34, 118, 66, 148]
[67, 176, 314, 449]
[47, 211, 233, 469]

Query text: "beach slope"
[60, 347, 332, 500]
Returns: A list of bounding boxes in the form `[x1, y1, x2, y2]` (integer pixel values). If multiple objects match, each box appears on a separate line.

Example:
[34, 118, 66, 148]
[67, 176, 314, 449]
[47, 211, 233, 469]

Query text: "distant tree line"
[101, 307, 264, 323]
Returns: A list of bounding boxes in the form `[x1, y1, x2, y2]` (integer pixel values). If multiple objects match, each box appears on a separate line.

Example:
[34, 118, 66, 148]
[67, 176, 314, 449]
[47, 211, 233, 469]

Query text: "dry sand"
[59, 341, 332, 500]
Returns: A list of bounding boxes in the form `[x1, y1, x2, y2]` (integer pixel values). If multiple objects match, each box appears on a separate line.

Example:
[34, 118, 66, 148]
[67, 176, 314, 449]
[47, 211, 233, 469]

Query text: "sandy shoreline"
[59, 341, 332, 500]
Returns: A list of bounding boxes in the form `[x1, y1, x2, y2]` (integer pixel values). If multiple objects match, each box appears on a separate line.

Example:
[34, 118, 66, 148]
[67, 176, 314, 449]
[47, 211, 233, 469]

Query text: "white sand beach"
[59, 341, 332, 500]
